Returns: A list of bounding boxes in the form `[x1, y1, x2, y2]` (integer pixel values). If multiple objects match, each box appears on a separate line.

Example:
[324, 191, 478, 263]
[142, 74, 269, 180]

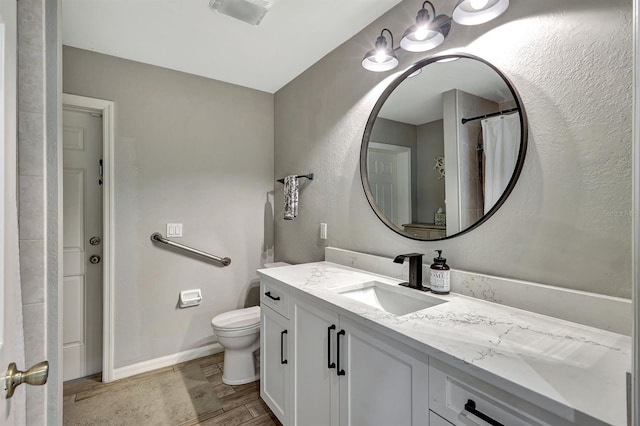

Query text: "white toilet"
[211, 306, 261, 385]
[211, 262, 290, 385]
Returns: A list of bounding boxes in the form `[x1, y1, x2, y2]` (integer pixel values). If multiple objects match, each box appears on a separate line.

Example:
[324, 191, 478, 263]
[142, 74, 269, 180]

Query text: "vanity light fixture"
[361, 29, 399, 72]
[400, 1, 451, 52]
[362, 0, 510, 72]
[452, 0, 509, 26]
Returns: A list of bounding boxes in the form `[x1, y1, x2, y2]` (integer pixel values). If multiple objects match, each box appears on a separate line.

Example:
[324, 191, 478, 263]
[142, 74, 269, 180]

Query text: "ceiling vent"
[209, 0, 273, 26]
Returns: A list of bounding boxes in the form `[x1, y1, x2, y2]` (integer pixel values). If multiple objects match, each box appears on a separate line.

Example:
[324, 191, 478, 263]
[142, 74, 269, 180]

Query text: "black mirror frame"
[360, 53, 528, 241]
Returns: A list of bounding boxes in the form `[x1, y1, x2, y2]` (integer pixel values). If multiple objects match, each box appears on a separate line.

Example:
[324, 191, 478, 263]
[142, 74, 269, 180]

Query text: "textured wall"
[63, 47, 274, 367]
[274, 0, 632, 298]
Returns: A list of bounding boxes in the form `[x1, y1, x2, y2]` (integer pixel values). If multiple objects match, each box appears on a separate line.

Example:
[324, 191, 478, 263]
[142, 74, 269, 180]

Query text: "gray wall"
[63, 47, 274, 368]
[416, 120, 444, 223]
[274, 0, 632, 298]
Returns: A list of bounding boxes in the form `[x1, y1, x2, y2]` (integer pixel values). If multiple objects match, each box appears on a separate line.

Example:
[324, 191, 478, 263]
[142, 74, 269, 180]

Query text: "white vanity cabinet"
[429, 411, 454, 426]
[258, 262, 628, 426]
[428, 357, 575, 426]
[260, 280, 291, 424]
[290, 294, 429, 426]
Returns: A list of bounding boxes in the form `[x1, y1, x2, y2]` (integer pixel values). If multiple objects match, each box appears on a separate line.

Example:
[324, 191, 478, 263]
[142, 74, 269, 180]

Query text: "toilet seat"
[211, 306, 260, 333]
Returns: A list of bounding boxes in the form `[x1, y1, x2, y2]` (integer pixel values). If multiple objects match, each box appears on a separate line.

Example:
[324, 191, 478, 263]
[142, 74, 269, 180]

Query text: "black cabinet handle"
[464, 399, 504, 426]
[327, 325, 336, 369]
[265, 291, 280, 301]
[336, 329, 345, 376]
[280, 330, 288, 364]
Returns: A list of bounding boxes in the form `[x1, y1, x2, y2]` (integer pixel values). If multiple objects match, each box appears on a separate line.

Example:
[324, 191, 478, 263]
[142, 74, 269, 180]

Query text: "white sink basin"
[337, 281, 447, 316]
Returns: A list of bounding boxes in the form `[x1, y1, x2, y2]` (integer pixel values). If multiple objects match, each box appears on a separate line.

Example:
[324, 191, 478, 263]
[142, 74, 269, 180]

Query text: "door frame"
[62, 93, 116, 382]
[634, 0, 639, 423]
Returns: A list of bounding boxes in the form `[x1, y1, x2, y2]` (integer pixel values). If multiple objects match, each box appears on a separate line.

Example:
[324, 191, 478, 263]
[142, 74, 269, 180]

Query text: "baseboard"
[112, 343, 224, 381]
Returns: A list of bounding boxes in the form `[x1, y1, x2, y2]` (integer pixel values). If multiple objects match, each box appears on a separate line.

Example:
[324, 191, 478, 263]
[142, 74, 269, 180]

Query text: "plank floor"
[63, 353, 282, 426]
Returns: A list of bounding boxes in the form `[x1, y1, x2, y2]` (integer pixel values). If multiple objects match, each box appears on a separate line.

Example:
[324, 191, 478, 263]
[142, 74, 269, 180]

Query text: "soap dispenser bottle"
[430, 250, 450, 294]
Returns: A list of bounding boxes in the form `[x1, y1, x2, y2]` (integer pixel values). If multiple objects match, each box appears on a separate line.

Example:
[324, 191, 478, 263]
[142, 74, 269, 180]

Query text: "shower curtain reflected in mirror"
[482, 113, 520, 214]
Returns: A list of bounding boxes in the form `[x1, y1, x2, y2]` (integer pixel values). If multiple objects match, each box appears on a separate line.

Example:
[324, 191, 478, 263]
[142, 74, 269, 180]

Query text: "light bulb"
[414, 26, 429, 41]
[469, 0, 489, 10]
[375, 51, 387, 63]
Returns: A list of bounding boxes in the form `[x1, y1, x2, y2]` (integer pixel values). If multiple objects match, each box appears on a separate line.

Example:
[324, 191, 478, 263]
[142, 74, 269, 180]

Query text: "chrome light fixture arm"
[419, 1, 436, 23]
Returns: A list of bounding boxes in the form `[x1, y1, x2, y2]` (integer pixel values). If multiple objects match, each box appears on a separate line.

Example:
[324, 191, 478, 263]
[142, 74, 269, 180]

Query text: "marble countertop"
[257, 261, 631, 426]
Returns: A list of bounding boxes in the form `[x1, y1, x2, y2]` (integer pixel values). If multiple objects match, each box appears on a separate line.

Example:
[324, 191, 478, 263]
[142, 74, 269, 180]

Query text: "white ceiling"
[62, 0, 404, 94]
[379, 58, 514, 125]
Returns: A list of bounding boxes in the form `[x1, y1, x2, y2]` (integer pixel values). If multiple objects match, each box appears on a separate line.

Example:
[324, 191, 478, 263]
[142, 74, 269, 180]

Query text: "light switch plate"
[320, 223, 327, 240]
[167, 223, 183, 237]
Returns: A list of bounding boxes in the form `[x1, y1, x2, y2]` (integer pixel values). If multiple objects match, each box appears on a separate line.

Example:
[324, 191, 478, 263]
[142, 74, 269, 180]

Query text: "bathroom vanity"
[258, 261, 630, 426]
[402, 223, 446, 239]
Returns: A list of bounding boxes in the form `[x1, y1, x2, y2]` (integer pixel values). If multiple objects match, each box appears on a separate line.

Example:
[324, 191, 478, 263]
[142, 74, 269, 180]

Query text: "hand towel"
[284, 175, 299, 220]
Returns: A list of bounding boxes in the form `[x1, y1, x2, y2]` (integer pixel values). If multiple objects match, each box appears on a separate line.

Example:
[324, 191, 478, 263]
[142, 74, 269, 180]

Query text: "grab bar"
[150, 232, 231, 266]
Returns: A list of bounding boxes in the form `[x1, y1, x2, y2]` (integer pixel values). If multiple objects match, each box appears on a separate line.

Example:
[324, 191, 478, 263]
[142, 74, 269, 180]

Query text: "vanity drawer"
[429, 411, 453, 426]
[429, 359, 567, 426]
[430, 372, 535, 426]
[260, 279, 290, 319]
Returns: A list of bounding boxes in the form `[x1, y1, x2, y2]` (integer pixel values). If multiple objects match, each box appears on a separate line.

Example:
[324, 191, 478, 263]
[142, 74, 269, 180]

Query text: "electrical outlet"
[320, 223, 327, 240]
[167, 223, 183, 237]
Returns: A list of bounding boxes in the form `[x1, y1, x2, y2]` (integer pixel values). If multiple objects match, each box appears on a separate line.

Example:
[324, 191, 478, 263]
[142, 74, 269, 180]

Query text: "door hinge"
[99, 159, 103, 186]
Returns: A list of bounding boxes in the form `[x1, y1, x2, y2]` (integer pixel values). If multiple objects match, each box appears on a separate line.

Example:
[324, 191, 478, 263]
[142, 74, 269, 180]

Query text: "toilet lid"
[211, 306, 260, 330]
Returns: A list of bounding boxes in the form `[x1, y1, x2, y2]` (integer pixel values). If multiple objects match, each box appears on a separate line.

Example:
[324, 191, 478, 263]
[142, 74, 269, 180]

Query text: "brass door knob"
[4, 361, 49, 399]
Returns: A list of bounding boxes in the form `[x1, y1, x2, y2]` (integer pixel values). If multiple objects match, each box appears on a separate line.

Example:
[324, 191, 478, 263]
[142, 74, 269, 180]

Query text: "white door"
[367, 143, 412, 227]
[338, 316, 429, 426]
[368, 149, 398, 223]
[0, 0, 27, 422]
[62, 108, 103, 381]
[291, 297, 340, 426]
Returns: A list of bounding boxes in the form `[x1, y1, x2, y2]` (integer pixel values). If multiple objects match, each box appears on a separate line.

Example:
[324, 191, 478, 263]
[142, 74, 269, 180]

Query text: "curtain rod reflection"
[461, 107, 519, 125]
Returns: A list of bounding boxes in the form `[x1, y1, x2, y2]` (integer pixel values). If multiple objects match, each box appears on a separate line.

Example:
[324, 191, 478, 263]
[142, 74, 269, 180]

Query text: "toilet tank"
[263, 262, 291, 268]
[245, 262, 291, 307]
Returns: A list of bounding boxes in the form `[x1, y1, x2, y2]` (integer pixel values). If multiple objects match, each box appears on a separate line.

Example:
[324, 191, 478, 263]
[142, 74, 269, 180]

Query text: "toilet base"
[222, 373, 260, 386]
[221, 347, 259, 385]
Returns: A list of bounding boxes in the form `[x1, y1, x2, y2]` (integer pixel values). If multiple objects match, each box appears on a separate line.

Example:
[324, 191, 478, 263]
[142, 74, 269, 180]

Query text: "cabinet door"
[261, 305, 290, 424]
[291, 296, 340, 426]
[338, 316, 429, 426]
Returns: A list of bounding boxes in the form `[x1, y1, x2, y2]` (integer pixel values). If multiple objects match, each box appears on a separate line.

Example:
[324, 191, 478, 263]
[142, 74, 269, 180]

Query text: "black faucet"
[393, 253, 428, 292]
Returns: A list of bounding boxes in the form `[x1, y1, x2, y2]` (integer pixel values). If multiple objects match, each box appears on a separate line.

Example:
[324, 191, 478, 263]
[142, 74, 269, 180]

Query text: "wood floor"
[63, 353, 282, 426]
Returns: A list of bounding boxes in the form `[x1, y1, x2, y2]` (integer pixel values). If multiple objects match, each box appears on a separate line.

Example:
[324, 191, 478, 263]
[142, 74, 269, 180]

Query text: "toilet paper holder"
[179, 289, 202, 308]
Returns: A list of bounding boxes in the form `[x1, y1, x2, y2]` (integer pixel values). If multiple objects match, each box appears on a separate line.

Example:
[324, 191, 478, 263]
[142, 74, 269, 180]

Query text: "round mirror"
[361, 53, 527, 240]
